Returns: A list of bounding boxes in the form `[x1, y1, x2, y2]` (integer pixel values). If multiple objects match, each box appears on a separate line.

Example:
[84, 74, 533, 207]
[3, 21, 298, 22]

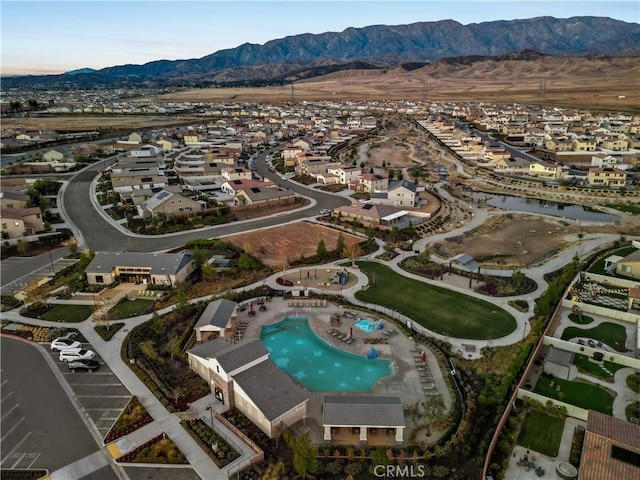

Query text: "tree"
[512, 269, 525, 288]
[284, 431, 317, 478]
[174, 282, 189, 315]
[202, 263, 218, 282]
[335, 233, 346, 255]
[16, 239, 28, 256]
[343, 243, 362, 266]
[191, 247, 208, 279]
[316, 239, 328, 260]
[237, 253, 261, 270]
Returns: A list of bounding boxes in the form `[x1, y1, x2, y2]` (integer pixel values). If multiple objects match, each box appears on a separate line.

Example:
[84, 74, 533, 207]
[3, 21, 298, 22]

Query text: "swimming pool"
[353, 318, 383, 333]
[260, 316, 393, 392]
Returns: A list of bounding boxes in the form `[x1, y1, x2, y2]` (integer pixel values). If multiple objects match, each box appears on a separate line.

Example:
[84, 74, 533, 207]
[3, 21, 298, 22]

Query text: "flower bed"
[116, 435, 187, 464]
[94, 322, 125, 341]
[182, 419, 240, 467]
[104, 396, 153, 444]
[276, 277, 294, 286]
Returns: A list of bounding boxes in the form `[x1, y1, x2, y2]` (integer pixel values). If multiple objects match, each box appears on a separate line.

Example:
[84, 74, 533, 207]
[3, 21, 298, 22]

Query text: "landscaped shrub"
[94, 322, 124, 341]
[116, 435, 186, 464]
[183, 419, 240, 467]
[0, 469, 48, 479]
[104, 396, 153, 443]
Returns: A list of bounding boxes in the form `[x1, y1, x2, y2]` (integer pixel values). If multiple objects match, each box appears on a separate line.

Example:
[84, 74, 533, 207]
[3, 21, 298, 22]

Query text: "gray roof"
[232, 359, 309, 422]
[85, 251, 192, 276]
[187, 338, 268, 373]
[388, 179, 417, 193]
[195, 299, 237, 329]
[323, 396, 405, 427]
[546, 346, 574, 367]
[451, 253, 480, 272]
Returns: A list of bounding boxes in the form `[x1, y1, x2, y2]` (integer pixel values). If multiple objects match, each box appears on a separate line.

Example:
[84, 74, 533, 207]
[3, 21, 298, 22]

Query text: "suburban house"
[0, 207, 45, 238]
[587, 167, 627, 188]
[0, 191, 29, 210]
[327, 166, 361, 187]
[136, 190, 204, 218]
[221, 178, 276, 196]
[357, 172, 389, 193]
[529, 161, 564, 179]
[334, 203, 424, 230]
[221, 167, 252, 182]
[374, 180, 418, 207]
[42, 149, 65, 162]
[187, 338, 309, 438]
[323, 396, 405, 445]
[194, 299, 239, 342]
[615, 249, 640, 280]
[233, 186, 295, 207]
[577, 410, 640, 480]
[85, 251, 194, 286]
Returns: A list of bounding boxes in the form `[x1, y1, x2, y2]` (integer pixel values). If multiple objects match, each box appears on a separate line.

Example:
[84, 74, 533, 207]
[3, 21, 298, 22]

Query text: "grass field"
[588, 246, 637, 274]
[108, 299, 154, 320]
[534, 376, 614, 415]
[568, 313, 594, 325]
[518, 410, 565, 457]
[40, 304, 93, 323]
[573, 354, 626, 382]
[354, 262, 516, 340]
[561, 322, 628, 352]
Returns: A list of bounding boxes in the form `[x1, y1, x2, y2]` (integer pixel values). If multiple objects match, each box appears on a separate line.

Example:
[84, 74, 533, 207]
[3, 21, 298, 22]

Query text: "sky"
[1, 0, 638, 76]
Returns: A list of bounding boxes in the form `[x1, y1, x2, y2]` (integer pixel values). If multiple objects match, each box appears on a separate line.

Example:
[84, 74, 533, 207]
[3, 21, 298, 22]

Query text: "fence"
[516, 389, 589, 421]
[214, 412, 264, 465]
[543, 337, 640, 369]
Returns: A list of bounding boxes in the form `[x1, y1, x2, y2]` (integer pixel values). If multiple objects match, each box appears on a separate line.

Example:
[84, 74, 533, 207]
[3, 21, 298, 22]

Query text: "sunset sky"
[2, 0, 638, 76]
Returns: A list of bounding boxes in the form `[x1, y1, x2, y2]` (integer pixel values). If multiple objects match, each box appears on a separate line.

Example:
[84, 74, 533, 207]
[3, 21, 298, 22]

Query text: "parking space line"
[26, 452, 41, 469]
[1, 379, 8, 387]
[1, 403, 19, 421]
[1, 416, 24, 442]
[9, 453, 27, 469]
[1, 432, 30, 465]
[76, 395, 131, 399]
[1, 391, 14, 402]
[67, 383, 124, 387]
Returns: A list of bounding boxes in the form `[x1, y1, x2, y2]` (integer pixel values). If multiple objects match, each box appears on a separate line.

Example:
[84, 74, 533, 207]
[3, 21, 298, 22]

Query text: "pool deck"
[237, 296, 452, 445]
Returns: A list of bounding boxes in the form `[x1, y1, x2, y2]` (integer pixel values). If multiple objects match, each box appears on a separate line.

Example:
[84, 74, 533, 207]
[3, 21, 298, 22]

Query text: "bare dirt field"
[224, 222, 362, 267]
[432, 214, 578, 268]
[154, 57, 640, 111]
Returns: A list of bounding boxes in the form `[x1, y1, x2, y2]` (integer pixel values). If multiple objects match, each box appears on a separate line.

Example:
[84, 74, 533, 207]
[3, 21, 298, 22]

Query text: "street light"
[48, 249, 55, 276]
[523, 320, 528, 341]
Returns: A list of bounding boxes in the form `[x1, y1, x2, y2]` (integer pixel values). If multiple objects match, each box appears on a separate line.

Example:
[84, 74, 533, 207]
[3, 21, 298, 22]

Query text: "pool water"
[353, 318, 382, 333]
[260, 316, 393, 392]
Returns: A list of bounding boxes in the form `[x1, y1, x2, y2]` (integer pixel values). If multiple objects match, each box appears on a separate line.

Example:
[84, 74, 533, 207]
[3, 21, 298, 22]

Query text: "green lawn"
[108, 299, 154, 320]
[561, 322, 628, 352]
[534, 376, 614, 415]
[573, 354, 626, 382]
[588, 246, 637, 274]
[354, 262, 516, 340]
[40, 304, 93, 323]
[518, 410, 565, 457]
[605, 204, 640, 215]
[627, 372, 640, 394]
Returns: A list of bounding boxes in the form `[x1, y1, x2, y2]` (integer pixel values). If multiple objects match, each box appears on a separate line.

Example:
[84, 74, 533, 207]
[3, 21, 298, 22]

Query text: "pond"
[470, 192, 619, 222]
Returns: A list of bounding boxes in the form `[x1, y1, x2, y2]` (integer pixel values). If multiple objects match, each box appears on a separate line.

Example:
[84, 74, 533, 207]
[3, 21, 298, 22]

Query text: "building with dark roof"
[323, 396, 405, 444]
[85, 251, 194, 286]
[578, 410, 640, 480]
[187, 338, 309, 438]
[193, 299, 238, 342]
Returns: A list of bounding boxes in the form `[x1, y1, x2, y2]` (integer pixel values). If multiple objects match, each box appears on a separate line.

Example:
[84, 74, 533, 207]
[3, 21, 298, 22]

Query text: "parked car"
[50, 338, 81, 351]
[67, 359, 100, 373]
[320, 208, 332, 215]
[59, 348, 95, 362]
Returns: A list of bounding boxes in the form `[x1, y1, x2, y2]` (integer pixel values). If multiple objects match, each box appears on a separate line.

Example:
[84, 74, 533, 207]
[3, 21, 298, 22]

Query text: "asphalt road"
[0, 337, 99, 472]
[62, 146, 351, 252]
[0, 247, 74, 294]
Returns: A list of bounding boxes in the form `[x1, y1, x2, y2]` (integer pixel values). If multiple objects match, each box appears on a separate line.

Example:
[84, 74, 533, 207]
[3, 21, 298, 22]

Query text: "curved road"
[63, 147, 351, 252]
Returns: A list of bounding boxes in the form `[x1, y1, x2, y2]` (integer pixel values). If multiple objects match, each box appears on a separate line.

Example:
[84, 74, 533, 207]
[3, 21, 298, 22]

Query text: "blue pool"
[353, 318, 383, 333]
[260, 316, 393, 392]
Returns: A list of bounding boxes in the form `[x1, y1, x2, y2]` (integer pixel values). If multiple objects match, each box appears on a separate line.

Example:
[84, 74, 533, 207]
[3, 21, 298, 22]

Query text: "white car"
[50, 338, 81, 351]
[59, 348, 95, 363]
[320, 208, 332, 215]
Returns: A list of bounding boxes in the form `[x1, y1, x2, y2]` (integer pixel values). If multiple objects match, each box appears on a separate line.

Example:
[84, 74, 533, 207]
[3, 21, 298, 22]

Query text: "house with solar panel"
[187, 338, 309, 438]
[136, 189, 204, 218]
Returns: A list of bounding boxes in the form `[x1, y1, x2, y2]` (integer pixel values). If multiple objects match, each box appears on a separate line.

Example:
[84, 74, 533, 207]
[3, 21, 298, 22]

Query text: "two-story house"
[587, 167, 627, 188]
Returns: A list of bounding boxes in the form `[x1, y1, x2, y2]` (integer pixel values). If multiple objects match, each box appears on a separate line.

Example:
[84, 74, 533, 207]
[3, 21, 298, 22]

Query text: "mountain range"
[4, 16, 639, 88]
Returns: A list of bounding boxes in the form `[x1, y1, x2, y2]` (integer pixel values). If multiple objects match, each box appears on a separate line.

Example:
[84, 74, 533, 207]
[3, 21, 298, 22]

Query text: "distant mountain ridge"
[4, 16, 639, 88]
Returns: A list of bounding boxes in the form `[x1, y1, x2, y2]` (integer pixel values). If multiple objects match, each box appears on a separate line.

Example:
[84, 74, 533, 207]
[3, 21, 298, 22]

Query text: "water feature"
[353, 318, 383, 333]
[260, 316, 393, 392]
[470, 192, 619, 222]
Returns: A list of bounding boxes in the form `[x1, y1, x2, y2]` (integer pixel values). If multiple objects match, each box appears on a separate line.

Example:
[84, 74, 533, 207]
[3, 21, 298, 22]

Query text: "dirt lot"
[432, 214, 578, 268]
[224, 222, 362, 267]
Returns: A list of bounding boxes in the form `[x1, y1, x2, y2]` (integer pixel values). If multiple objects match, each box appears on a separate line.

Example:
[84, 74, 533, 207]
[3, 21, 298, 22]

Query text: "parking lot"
[1, 335, 133, 476]
[46, 337, 132, 442]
